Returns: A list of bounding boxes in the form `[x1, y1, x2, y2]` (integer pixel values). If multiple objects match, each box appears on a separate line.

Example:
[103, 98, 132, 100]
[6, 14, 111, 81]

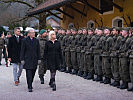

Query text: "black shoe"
[104, 78, 111, 84]
[95, 75, 103, 82]
[65, 69, 71, 73]
[86, 73, 94, 80]
[77, 71, 83, 77]
[60, 68, 66, 72]
[110, 81, 120, 87]
[127, 86, 133, 91]
[71, 70, 78, 75]
[39, 76, 44, 84]
[52, 84, 56, 91]
[0, 63, 2, 65]
[49, 79, 53, 88]
[119, 82, 128, 89]
[82, 72, 88, 79]
[28, 89, 33, 92]
[100, 77, 107, 83]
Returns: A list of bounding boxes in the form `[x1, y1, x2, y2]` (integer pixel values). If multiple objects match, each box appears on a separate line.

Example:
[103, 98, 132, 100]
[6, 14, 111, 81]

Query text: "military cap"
[40, 29, 46, 35]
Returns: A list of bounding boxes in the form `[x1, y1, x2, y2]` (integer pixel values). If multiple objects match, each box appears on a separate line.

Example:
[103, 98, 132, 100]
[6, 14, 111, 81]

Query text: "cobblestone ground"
[0, 58, 133, 100]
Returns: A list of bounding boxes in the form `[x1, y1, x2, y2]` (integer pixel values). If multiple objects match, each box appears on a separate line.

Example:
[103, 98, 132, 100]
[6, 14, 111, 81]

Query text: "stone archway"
[87, 20, 95, 28]
[68, 23, 75, 29]
[112, 17, 123, 27]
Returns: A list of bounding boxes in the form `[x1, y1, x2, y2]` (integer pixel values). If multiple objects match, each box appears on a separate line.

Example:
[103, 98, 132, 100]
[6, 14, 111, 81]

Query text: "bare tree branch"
[12, 15, 39, 23]
[0, 0, 34, 8]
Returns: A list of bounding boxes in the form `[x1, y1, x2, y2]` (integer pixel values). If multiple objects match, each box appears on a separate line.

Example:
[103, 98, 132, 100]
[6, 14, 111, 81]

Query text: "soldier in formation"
[57, 27, 133, 92]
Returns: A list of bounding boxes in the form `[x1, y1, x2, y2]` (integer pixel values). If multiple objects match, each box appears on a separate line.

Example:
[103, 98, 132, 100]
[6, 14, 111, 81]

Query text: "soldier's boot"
[39, 75, 44, 84]
[72, 69, 78, 75]
[104, 77, 111, 84]
[93, 75, 98, 81]
[110, 81, 120, 87]
[95, 75, 103, 82]
[77, 71, 83, 77]
[60, 67, 66, 72]
[82, 72, 88, 79]
[65, 68, 72, 73]
[100, 77, 108, 83]
[86, 73, 94, 80]
[119, 81, 128, 89]
[127, 86, 133, 92]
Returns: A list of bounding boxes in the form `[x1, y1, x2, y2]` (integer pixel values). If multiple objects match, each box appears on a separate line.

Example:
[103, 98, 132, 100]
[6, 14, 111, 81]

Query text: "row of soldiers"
[55, 27, 133, 92]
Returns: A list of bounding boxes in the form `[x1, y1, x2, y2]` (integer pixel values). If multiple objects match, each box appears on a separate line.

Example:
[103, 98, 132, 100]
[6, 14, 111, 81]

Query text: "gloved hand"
[21, 61, 25, 65]
[38, 60, 41, 64]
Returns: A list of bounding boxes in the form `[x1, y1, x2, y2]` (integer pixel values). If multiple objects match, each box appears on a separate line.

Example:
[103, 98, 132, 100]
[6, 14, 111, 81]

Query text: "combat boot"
[60, 68, 66, 72]
[104, 77, 111, 84]
[100, 77, 109, 84]
[110, 81, 120, 87]
[127, 86, 133, 92]
[96, 75, 103, 82]
[65, 68, 72, 73]
[119, 81, 128, 89]
[39, 75, 44, 84]
[77, 71, 83, 77]
[82, 72, 88, 79]
[72, 69, 78, 75]
[86, 73, 94, 80]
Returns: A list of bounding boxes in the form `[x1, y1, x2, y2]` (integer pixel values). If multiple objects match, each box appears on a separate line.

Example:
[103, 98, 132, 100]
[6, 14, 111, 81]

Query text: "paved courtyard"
[0, 59, 133, 100]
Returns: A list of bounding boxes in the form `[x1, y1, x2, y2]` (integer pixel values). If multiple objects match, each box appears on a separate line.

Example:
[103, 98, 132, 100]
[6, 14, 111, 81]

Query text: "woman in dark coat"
[44, 31, 62, 91]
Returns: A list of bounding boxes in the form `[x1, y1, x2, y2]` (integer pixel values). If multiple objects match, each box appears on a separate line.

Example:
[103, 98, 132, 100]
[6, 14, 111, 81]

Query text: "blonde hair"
[48, 31, 55, 40]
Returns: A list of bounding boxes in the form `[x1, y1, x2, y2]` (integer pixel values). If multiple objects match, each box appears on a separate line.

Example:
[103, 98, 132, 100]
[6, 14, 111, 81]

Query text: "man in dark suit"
[20, 29, 41, 92]
[8, 27, 23, 86]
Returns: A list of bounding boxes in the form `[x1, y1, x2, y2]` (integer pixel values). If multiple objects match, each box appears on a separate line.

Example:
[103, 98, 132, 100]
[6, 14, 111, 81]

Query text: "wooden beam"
[48, 11, 63, 20]
[56, 8, 74, 19]
[67, 5, 87, 16]
[105, 0, 123, 12]
[80, 0, 103, 14]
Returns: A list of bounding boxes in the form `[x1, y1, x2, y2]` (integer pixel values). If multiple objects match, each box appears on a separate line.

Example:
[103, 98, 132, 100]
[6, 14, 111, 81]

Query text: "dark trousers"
[26, 69, 36, 89]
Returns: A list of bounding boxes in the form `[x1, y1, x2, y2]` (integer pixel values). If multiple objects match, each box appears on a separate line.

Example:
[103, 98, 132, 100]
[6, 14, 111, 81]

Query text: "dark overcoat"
[8, 35, 23, 63]
[20, 36, 41, 69]
[44, 40, 63, 70]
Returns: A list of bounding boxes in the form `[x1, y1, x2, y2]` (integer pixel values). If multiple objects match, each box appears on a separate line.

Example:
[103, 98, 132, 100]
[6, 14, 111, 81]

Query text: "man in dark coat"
[20, 29, 41, 92]
[0, 33, 4, 65]
[8, 27, 23, 86]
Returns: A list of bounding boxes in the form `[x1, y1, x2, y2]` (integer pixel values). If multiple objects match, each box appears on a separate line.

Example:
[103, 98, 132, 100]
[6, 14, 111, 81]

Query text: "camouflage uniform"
[93, 35, 105, 81]
[65, 35, 72, 73]
[101, 35, 114, 84]
[78, 34, 87, 76]
[85, 35, 97, 79]
[38, 36, 48, 80]
[59, 34, 66, 71]
[128, 38, 133, 91]
[70, 34, 78, 74]
[110, 35, 122, 86]
[118, 36, 131, 89]
[76, 34, 83, 75]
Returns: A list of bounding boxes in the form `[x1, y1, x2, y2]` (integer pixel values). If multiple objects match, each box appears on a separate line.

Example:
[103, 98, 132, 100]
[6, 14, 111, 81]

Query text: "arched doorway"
[68, 23, 75, 29]
[87, 20, 95, 28]
[112, 17, 123, 27]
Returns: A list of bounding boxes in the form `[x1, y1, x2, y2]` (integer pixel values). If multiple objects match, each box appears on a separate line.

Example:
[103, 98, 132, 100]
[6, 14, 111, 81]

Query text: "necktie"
[16, 36, 19, 42]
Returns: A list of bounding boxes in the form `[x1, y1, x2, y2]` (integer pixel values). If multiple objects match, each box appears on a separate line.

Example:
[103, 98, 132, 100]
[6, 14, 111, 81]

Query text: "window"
[100, 0, 113, 13]
[68, 23, 74, 29]
[87, 20, 95, 28]
[112, 17, 123, 27]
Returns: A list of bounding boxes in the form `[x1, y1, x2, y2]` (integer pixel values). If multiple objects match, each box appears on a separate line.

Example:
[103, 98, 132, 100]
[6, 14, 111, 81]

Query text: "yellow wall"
[60, 0, 133, 29]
